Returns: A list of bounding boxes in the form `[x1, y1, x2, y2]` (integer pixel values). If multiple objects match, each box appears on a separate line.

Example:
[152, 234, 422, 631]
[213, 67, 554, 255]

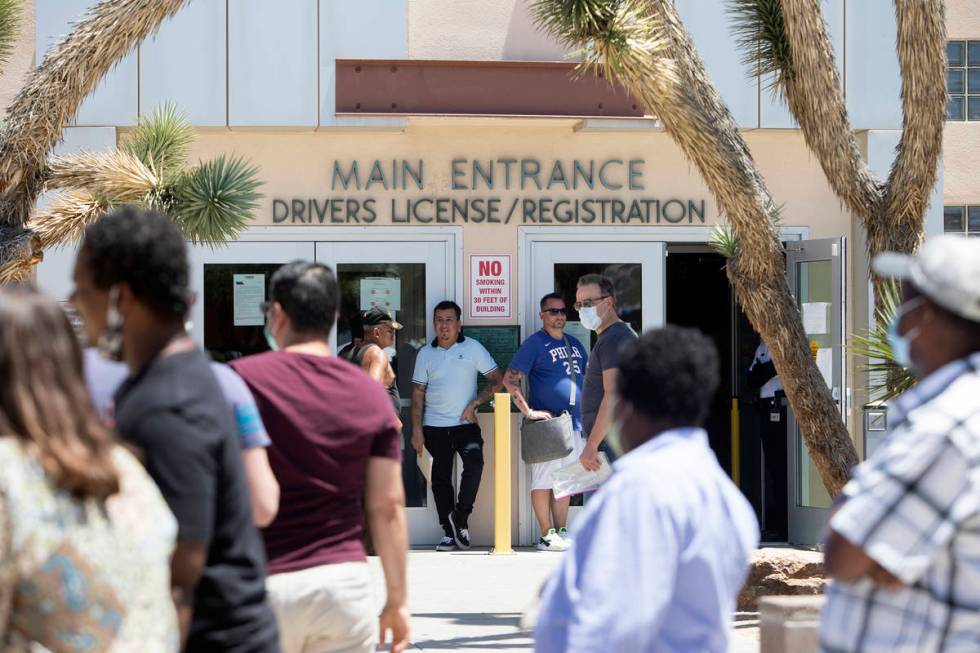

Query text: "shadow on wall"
[503, 0, 575, 61]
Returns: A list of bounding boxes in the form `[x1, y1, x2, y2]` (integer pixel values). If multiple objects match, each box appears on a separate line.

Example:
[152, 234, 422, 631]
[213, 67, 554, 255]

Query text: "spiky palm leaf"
[728, 0, 793, 94]
[29, 191, 107, 249]
[46, 150, 160, 203]
[173, 156, 263, 245]
[532, 0, 624, 45]
[709, 224, 739, 259]
[851, 279, 916, 402]
[122, 102, 193, 180]
[0, 0, 23, 70]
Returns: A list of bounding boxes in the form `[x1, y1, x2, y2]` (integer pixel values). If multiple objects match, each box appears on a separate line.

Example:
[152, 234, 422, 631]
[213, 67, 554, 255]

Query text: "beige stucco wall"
[946, 0, 980, 39]
[944, 123, 980, 204]
[189, 123, 850, 256]
[944, 1, 980, 205]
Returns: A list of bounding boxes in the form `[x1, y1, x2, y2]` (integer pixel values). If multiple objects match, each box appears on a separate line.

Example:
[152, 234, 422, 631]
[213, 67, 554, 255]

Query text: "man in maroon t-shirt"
[231, 261, 410, 653]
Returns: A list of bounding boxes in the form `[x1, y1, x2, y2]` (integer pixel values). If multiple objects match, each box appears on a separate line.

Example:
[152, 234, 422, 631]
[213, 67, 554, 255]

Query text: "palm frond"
[850, 278, 916, 402]
[172, 156, 263, 245]
[531, 0, 623, 47]
[727, 0, 793, 95]
[709, 224, 739, 259]
[0, 0, 23, 71]
[122, 102, 193, 179]
[46, 150, 160, 203]
[29, 191, 107, 249]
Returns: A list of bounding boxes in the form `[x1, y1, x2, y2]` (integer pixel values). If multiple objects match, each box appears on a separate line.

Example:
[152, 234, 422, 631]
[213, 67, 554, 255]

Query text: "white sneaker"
[536, 529, 569, 551]
[436, 536, 456, 551]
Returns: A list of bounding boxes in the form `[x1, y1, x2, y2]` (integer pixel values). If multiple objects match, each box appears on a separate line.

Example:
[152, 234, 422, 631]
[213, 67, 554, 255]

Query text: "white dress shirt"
[534, 427, 760, 653]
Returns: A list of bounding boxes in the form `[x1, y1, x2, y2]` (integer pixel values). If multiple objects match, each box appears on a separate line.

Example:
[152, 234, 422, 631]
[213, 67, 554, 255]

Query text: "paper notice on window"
[816, 348, 834, 388]
[802, 302, 830, 335]
[233, 274, 265, 326]
[360, 277, 401, 311]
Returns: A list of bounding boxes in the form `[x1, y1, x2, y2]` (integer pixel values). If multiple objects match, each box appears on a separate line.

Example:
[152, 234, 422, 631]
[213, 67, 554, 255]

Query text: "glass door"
[316, 239, 454, 545]
[785, 237, 846, 545]
[523, 237, 666, 543]
[187, 241, 316, 361]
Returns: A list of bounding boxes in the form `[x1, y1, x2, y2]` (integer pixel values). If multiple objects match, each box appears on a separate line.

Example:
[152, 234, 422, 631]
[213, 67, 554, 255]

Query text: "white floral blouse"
[0, 438, 179, 653]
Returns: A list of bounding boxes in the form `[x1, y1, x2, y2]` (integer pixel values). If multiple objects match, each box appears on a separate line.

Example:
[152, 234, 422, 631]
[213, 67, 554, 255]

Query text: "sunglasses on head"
[542, 308, 567, 315]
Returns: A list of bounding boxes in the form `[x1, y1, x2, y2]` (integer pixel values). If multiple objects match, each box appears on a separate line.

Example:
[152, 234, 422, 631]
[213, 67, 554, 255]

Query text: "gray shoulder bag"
[520, 336, 577, 464]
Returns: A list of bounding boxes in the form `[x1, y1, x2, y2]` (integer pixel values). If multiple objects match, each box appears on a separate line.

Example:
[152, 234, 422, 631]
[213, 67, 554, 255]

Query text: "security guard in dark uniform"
[748, 340, 787, 539]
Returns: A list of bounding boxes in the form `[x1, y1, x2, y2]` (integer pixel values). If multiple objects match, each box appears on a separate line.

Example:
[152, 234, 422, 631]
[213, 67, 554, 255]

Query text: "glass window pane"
[969, 41, 980, 66]
[944, 206, 965, 233]
[969, 69, 980, 93]
[969, 96, 980, 121]
[948, 69, 965, 94]
[795, 259, 834, 510]
[203, 263, 281, 361]
[948, 96, 965, 120]
[337, 262, 428, 508]
[948, 41, 965, 67]
[553, 263, 642, 351]
[969, 206, 980, 233]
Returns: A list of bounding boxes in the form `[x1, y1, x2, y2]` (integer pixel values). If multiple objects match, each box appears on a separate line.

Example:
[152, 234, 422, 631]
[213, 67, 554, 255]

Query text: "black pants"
[423, 423, 484, 533]
[758, 393, 788, 537]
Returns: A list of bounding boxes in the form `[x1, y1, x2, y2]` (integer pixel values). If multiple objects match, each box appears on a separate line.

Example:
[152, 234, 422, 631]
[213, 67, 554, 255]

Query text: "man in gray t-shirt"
[575, 274, 638, 471]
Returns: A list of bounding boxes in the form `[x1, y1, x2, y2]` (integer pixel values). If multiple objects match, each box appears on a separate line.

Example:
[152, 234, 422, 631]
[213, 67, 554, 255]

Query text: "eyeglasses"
[542, 308, 567, 315]
[573, 295, 610, 311]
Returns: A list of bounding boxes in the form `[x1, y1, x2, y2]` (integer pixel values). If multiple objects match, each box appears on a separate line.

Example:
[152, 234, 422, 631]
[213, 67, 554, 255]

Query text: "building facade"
[4, 0, 958, 546]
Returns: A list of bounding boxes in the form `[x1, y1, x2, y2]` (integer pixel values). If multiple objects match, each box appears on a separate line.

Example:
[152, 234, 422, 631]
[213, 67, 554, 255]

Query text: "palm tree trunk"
[0, 0, 192, 276]
[627, 0, 858, 494]
[778, 0, 945, 265]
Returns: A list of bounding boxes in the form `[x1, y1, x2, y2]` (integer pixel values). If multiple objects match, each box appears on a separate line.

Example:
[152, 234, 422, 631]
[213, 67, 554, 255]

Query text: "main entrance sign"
[271, 158, 707, 226]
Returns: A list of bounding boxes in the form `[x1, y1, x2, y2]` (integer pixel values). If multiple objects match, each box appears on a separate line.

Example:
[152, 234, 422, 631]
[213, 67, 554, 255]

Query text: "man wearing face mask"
[819, 235, 980, 653]
[534, 326, 759, 653]
[69, 208, 280, 653]
[575, 274, 637, 472]
[231, 262, 410, 653]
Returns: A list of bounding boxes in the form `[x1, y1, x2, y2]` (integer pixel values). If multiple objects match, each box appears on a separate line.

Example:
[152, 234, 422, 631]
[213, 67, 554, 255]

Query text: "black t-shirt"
[114, 349, 279, 653]
[340, 342, 402, 417]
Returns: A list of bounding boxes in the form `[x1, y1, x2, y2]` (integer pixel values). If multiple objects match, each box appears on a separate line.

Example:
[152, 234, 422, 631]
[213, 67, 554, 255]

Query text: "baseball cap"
[361, 306, 402, 329]
[872, 235, 980, 323]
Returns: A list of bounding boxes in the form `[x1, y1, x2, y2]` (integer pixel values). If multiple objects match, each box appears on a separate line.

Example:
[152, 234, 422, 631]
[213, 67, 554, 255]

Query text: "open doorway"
[666, 247, 788, 543]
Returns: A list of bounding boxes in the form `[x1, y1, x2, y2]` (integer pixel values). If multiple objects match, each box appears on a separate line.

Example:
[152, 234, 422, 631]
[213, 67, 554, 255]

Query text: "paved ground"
[366, 549, 760, 652]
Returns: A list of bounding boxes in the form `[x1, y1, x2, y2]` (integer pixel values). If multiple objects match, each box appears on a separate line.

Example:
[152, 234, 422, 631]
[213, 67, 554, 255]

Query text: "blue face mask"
[886, 297, 925, 371]
[263, 324, 279, 351]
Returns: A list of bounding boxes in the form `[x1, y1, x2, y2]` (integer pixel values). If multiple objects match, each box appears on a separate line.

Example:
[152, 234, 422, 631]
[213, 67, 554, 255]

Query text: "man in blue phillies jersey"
[504, 293, 587, 551]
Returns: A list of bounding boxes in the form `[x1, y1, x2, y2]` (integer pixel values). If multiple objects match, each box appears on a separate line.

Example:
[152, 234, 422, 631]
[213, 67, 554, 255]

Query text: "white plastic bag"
[417, 450, 434, 484]
[551, 452, 612, 500]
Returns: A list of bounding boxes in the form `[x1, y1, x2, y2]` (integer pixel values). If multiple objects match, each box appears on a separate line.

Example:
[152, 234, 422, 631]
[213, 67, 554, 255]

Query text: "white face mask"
[579, 306, 603, 331]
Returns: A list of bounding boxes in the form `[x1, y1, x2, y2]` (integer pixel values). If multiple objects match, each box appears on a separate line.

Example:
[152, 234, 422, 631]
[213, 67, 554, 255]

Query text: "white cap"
[872, 235, 980, 323]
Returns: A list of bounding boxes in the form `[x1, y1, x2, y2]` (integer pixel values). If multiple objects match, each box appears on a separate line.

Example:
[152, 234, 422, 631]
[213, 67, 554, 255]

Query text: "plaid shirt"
[820, 352, 980, 652]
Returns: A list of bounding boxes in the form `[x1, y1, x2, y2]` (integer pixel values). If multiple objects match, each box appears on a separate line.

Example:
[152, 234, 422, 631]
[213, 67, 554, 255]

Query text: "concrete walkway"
[367, 549, 760, 652]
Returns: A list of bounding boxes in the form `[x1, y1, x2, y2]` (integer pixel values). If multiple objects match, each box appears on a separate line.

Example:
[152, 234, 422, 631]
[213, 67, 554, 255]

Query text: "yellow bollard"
[492, 392, 514, 555]
[730, 397, 741, 486]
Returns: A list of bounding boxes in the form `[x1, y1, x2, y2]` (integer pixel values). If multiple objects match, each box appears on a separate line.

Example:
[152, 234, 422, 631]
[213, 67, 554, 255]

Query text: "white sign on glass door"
[359, 277, 401, 311]
[470, 255, 511, 319]
[233, 274, 265, 326]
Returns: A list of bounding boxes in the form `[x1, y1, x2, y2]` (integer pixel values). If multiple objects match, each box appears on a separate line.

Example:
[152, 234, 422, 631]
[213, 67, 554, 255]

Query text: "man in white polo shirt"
[411, 300, 504, 551]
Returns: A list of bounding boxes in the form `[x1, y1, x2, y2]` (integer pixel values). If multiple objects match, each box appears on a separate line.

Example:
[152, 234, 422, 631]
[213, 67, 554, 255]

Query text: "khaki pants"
[266, 562, 377, 653]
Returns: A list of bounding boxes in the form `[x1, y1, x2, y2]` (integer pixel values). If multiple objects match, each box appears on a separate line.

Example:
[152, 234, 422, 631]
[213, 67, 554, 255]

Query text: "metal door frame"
[785, 237, 846, 546]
